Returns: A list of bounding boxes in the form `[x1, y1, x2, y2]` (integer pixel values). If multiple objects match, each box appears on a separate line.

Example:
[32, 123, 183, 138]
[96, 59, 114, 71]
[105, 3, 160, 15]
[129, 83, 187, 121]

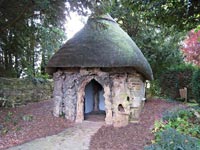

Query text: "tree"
[192, 69, 200, 105]
[102, 1, 200, 78]
[135, 26, 184, 78]
[108, 1, 184, 78]
[1, 0, 199, 78]
[108, 0, 200, 31]
[144, 0, 200, 31]
[0, 0, 91, 78]
[0, 0, 67, 77]
[181, 30, 200, 66]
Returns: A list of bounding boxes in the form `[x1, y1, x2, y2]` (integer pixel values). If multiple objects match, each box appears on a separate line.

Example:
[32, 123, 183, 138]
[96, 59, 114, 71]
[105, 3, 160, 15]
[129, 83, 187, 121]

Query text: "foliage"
[109, 1, 185, 79]
[158, 108, 200, 139]
[0, 0, 68, 78]
[146, 80, 161, 98]
[135, 26, 184, 79]
[145, 0, 200, 31]
[162, 107, 192, 121]
[101, 1, 199, 79]
[108, 0, 200, 31]
[146, 107, 200, 150]
[4, 111, 14, 123]
[0, 0, 94, 78]
[159, 64, 195, 100]
[192, 69, 200, 105]
[1, 0, 199, 78]
[181, 30, 200, 66]
[0, 126, 8, 135]
[102, 1, 199, 79]
[0, 77, 52, 108]
[0, 111, 19, 135]
[145, 128, 200, 150]
[195, 25, 200, 32]
[153, 107, 200, 139]
[3, 111, 20, 127]
[22, 115, 33, 122]
[0, 112, 35, 135]
[25, 73, 50, 85]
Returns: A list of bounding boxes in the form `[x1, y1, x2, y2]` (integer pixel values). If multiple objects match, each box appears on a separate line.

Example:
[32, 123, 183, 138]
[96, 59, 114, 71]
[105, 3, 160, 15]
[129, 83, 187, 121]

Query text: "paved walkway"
[8, 121, 104, 150]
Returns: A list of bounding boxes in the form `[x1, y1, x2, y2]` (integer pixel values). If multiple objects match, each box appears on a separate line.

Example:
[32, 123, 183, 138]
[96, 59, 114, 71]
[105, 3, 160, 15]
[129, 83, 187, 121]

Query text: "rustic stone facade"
[52, 68, 146, 127]
[0, 77, 52, 107]
[47, 14, 153, 127]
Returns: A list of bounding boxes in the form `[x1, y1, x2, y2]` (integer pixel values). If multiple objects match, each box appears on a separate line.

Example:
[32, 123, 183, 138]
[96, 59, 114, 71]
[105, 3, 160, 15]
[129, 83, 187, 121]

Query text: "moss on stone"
[0, 78, 53, 107]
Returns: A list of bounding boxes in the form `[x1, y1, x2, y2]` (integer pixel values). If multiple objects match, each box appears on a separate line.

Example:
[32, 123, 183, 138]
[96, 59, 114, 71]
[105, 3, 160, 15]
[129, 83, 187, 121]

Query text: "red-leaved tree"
[181, 30, 200, 66]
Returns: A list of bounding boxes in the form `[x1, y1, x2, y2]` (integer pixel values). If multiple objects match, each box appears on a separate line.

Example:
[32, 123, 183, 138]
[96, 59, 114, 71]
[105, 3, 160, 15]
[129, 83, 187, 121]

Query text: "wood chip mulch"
[90, 99, 184, 150]
[0, 100, 73, 150]
[0, 99, 184, 150]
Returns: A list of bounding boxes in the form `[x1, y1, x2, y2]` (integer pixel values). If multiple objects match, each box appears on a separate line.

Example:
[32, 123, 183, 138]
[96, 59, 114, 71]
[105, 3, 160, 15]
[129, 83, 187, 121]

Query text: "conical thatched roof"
[46, 14, 153, 80]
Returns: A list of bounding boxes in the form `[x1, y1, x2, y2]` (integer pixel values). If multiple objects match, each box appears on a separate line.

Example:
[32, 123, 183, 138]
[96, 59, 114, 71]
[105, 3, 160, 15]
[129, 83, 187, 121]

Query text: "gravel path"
[0, 100, 73, 149]
[8, 121, 104, 150]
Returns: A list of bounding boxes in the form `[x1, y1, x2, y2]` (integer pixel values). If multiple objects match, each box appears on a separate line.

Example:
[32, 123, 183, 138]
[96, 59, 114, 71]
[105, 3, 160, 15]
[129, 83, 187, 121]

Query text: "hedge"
[159, 65, 195, 100]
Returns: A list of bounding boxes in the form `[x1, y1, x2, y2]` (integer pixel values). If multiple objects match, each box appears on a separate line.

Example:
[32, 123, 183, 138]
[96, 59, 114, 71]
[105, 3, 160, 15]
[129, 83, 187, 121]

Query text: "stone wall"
[0, 77, 53, 107]
[52, 68, 146, 127]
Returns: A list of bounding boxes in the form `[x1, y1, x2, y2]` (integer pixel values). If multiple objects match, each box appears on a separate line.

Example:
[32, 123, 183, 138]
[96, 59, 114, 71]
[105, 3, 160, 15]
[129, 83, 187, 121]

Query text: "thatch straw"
[46, 14, 153, 80]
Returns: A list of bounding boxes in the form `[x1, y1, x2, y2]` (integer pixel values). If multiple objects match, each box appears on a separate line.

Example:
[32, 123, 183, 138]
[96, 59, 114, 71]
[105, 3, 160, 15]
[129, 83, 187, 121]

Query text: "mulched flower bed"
[0, 99, 184, 150]
[0, 100, 73, 150]
[90, 99, 184, 150]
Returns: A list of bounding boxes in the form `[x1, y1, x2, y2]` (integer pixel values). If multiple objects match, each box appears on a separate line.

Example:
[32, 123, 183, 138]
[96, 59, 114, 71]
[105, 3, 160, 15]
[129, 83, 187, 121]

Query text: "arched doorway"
[84, 79, 106, 121]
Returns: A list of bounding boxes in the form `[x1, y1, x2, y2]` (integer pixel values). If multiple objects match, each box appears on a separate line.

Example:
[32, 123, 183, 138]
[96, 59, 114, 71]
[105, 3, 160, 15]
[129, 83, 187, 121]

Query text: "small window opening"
[127, 96, 130, 101]
[118, 104, 125, 112]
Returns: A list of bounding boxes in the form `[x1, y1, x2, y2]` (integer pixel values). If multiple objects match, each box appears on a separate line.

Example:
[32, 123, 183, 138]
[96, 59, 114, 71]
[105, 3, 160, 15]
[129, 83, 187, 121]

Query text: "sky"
[65, 12, 88, 39]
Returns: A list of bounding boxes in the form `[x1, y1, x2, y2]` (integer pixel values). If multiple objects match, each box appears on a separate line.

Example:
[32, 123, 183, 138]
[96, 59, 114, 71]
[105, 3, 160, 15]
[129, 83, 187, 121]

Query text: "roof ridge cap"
[89, 13, 116, 23]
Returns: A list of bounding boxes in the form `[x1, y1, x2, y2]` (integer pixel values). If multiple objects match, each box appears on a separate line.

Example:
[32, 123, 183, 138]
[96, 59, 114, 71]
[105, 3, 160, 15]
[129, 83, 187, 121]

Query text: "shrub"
[159, 64, 195, 100]
[144, 128, 200, 150]
[162, 107, 193, 121]
[147, 106, 200, 150]
[146, 80, 161, 98]
[22, 114, 33, 122]
[192, 69, 200, 105]
[157, 107, 200, 139]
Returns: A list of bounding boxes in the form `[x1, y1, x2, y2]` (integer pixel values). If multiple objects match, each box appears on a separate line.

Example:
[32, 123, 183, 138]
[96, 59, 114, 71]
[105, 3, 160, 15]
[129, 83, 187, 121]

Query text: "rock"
[0, 77, 53, 107]
[52, 68, 146, 127]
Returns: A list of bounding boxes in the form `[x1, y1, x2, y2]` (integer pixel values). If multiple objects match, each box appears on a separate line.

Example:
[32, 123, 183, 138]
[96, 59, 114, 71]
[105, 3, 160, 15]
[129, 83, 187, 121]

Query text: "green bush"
[154, 107, 200, 139]
[144, 128, 200, 150]
[159, 64, 195, 100]
[192, 69, 200, 105]
[162, 107, 193, 122]
[22, 114, 33, 122]
[146, 107, 200, 150]
[146, 80, 161, 98]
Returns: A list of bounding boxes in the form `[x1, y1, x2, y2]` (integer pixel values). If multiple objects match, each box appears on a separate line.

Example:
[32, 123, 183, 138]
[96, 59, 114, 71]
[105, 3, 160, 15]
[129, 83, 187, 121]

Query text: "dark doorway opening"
[84, 79, 105, 121]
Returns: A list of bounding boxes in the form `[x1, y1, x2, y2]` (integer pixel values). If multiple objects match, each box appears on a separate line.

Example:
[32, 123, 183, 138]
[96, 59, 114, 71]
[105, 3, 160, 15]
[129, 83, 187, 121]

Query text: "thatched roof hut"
[47, 14, 153, 127]
[46, 14, 153, 80]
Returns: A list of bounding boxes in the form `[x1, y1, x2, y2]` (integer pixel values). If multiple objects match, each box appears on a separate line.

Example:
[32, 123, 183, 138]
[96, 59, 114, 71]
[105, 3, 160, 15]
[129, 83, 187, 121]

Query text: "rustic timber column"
[52, 70, 64, 117]
[63, 72, 78, 121]
[76, 89, 85, 123]
[76, 77, 92, 123]
[104, 85, 113, 125]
